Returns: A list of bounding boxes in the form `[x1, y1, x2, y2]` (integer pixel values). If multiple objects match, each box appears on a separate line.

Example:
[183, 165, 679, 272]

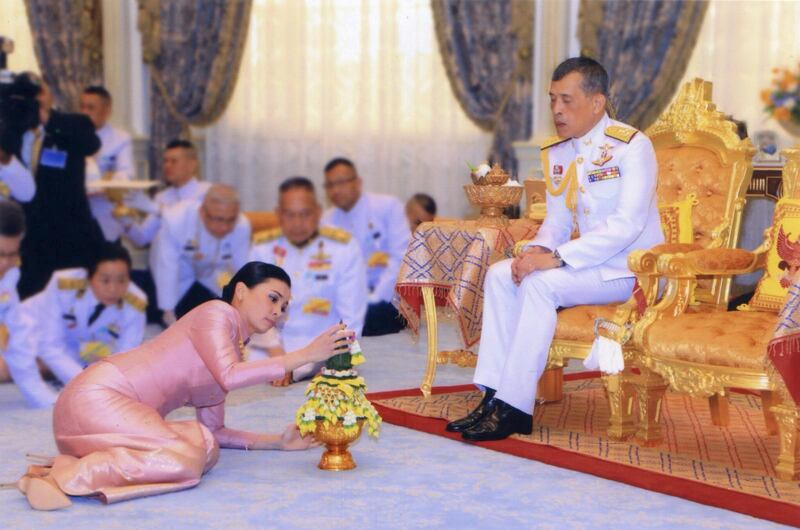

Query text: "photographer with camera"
[5, 74, 106, 299]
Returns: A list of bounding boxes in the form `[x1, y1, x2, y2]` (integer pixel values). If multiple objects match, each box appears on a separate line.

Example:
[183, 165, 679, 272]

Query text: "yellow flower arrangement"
[295, 339, 382, 439]
[763, 65, 800, 124]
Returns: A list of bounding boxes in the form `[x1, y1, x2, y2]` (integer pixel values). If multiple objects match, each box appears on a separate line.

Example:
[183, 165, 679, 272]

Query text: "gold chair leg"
[633, 368, 668, 446]
[708, 393, 730, 427]
[603, 370, 637, 440]
[536, 367, 563, 403]
[760, 390, 780, 435]
[419, 286, 439, 399]
[772, 403, 800, 481]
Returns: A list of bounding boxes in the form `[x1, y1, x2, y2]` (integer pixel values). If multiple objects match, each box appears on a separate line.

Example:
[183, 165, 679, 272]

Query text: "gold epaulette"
[605, 125, 638, 144]
[252, 227, 283, 245]
[540, 135, 569, 150]
[58, 278, 87, 291]
[319, 226, 351, 243]
[123, 292, 147, 312]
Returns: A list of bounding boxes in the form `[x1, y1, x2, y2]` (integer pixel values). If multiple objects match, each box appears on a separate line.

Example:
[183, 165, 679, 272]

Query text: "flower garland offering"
[295, 338, 381, 439]
[762, 65, 800, 124]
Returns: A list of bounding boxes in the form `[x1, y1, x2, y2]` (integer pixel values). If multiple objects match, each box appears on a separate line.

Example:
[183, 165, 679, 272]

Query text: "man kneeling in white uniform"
[448, 57, 664, 441]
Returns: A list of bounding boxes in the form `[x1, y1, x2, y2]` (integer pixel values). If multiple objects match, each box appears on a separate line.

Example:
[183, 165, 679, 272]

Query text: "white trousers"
[474, 259, 635, 414]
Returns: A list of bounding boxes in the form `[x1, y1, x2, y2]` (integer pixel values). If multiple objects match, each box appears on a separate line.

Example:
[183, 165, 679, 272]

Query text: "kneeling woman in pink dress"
[13, 261, 355, 510]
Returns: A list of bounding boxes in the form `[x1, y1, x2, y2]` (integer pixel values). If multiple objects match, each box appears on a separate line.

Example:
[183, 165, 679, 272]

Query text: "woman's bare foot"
[23, 476, 71, 511]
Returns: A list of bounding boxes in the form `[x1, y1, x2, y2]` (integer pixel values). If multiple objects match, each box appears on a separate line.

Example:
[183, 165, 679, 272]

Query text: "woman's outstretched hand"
[306, 323, 355, 363]
[280, 424, 319, 451]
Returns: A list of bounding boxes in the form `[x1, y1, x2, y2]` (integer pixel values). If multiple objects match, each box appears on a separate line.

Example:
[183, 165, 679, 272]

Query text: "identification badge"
[39, 148, 67, 169]
[587, 166, 621, 183]
[553, 165, 563, 176]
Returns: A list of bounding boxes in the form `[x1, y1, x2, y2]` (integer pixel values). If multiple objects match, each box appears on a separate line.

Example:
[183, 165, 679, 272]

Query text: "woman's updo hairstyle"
[221, 261, 291, 304]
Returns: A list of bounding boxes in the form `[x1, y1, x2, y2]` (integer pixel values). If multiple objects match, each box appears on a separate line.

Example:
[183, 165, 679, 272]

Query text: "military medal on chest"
[183, 238, 202, 261]
[308, 241, 332, 271]
[592, 142, 614, 166]
[273, 245, 286, 267]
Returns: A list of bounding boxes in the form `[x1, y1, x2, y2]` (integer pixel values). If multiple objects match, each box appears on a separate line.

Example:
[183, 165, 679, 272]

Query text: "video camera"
[0, 36, 41, 157]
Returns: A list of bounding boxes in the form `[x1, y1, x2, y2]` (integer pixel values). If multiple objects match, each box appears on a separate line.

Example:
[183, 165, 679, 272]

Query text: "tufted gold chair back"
[646, 78, 755, 310]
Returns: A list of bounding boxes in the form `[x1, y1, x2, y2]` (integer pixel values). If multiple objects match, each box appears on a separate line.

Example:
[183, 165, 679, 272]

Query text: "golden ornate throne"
[535, 78, 755, 404]
[624, 147, 800, 480]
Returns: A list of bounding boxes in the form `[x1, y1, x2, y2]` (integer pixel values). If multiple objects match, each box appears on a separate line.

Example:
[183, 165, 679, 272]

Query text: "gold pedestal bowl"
[464, 184, 524, 228]
[314, 419, 365, 471]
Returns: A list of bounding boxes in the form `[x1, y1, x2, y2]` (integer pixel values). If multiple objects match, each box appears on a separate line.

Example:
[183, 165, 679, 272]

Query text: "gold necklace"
[238, 336, 247, 362]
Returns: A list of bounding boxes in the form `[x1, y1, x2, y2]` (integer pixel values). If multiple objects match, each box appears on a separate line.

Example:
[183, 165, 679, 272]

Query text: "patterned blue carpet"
[0, 322, 789, 529]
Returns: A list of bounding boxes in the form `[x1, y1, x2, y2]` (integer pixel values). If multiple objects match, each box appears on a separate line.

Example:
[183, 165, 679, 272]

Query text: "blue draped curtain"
[579, 0, 708, 129]
[25, 0, 104, 111]
[137, 0, 252, 180]
[431, 0, 533, 178]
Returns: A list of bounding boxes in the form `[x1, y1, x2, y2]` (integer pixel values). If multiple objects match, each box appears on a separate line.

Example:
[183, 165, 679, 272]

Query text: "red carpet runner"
[368, 374, 800, 527]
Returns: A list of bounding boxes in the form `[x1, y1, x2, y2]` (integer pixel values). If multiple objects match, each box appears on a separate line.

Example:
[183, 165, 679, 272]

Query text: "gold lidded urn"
[464, 163, 523, 228]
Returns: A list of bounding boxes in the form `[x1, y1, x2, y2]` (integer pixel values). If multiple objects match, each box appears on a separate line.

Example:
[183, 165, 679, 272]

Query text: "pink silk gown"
[48, 300, 286, 503]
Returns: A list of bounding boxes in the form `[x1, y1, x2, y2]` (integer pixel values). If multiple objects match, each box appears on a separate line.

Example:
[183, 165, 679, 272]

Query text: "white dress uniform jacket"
[6, 268, 147, 408]
[0, 155, 36, 202]
[322, 192, 409, 304]
[151, 200, 251, 311]
[86, 124, 135, 241]
[0, 267, 53, 407]
[474, 114, 664, 414]
[528, 113, 664, 278]
[124, 177, 211, 247]
[249, 226, 367, 379]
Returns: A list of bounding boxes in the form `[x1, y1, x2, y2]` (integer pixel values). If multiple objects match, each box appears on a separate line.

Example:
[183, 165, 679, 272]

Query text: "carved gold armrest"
[644, 246, 765, 324]
[680, 247, 764, 275]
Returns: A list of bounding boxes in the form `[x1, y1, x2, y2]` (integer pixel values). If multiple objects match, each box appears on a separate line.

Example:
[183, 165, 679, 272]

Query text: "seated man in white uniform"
[80, 85, 135, 243]
[0, 146, 35, 203]
[322, 158, 409, 336]
[447, 57, 664, 441]
[121, 139, 211, 247]
[249, 176, 367, 382]
[5, 243, 147, 408]
[120, 139, 211, 324]
[0, 202, 28, 385]
[152, 183, 251, 324]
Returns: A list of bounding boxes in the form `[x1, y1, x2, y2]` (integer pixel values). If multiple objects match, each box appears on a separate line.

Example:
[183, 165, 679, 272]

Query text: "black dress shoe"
[445, 388, 496, 433]
[461, 399, 533, 441]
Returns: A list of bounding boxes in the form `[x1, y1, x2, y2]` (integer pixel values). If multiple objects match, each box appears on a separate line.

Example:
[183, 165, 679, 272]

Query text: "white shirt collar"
[572, 113, 610, 153]
[175, 177, 200, 200]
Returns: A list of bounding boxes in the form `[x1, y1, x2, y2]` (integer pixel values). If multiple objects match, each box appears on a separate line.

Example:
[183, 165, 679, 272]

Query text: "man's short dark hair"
[83, 85, 112, 103]
[0, 201, 25, 237]
[411, 193, 437, 216]
[279, 176, 315, 194]
[552, 57, 609, 97]
[165, 139, 198, 159]
[88, 243, 131, 278]
[324, 157, 356, 174]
